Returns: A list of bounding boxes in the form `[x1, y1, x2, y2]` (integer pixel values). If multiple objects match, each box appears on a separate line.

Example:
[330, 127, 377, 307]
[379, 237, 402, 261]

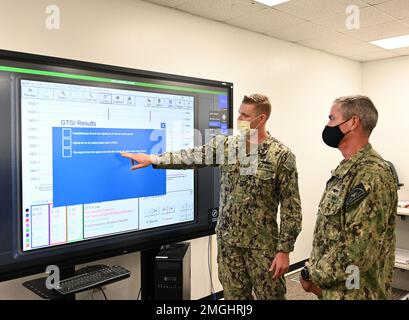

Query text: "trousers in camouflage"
[217, 240, 286, 300]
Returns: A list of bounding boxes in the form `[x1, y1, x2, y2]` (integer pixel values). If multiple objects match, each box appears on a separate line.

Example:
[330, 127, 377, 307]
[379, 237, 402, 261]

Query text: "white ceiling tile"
[343, 20, 409, 41]
[143, 0, 191, 8]
[347, 49, 399, 61]
[265, 21, 331, 42]
[145, 0, 409, 61]
[324, 42, 387, 56]
[175, 0, 265, 22]
[362, 0, 392, 4]
[273, 0, 369, 20]
[297, 31, 362, 50]
[314, 6, 395, 32]
[389, 46, 409, 55]
[226, 8, 306, 33]
[375, 0, 409, 19]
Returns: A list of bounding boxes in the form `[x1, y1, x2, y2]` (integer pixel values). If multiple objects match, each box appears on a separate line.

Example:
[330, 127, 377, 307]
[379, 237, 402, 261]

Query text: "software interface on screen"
[21, 79, 195, 251]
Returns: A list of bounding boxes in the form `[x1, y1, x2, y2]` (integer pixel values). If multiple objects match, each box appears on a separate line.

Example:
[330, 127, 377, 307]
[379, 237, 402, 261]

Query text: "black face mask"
[322, 119, 352, 148]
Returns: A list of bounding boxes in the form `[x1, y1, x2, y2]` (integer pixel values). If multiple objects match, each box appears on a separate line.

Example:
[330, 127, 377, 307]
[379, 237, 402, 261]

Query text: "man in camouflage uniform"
[122, 94, 302, 300]
[301, 95, 397, 300]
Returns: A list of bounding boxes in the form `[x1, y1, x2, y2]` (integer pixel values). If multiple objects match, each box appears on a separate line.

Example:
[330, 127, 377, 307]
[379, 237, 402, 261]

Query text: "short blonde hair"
[242, 94, 271, 119]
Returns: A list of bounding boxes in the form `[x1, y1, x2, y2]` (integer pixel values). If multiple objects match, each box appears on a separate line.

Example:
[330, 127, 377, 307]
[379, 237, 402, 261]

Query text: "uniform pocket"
[317, 191, 344, 241]
[255, 168, 275, 180]
[319, 189, 343, 215]
[252, 169, 276, 194]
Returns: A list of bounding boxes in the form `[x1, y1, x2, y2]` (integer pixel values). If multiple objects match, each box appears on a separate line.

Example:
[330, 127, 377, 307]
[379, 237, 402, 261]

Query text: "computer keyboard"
[55, 265, 131, 295]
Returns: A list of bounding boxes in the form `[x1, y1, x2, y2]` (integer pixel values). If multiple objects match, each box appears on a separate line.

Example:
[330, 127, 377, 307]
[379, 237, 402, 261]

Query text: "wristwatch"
[301, 266, 311, 281]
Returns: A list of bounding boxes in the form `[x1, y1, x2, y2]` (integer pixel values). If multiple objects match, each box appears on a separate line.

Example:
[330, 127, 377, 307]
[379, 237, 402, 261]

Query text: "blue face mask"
[322, 119, 352, 148]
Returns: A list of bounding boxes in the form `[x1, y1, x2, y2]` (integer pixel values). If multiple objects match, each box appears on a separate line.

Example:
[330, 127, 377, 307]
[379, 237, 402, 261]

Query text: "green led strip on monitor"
[0, 65, 227, 96]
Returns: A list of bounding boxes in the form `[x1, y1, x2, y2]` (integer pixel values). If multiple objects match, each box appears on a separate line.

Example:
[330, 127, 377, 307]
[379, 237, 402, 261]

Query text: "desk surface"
[397, 207, 409, 217]
[395, 262, 409, 271]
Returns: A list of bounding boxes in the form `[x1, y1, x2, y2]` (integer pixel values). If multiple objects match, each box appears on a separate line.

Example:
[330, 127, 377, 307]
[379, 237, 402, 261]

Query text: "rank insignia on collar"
[345, 183, 368, 208]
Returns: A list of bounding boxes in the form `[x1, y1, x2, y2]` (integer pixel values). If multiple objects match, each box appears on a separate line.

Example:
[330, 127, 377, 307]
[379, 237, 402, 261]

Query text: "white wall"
[362, 56, 409, 201]
[362, 56, 409, 294]
[0, 0, 362, 299]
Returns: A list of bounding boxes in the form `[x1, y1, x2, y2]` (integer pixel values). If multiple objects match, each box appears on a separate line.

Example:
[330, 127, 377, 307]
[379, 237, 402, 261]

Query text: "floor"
[285, 270, 317, 300]
[285, 270, 409, 300]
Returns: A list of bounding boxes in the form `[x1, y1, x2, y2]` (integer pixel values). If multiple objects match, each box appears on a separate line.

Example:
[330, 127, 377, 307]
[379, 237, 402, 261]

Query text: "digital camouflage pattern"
[217, 240, 286, 300]
[153, 133, 302, 299]
[153, 133, 302, 252]
[309, 144, 397, 300]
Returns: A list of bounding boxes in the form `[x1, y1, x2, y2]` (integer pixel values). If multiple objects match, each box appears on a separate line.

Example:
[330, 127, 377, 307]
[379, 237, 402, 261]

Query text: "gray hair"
[334, 95, 378, 134]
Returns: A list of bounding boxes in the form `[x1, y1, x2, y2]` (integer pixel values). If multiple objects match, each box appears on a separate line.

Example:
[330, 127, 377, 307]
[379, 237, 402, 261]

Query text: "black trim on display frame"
[0, 49, 233, 282]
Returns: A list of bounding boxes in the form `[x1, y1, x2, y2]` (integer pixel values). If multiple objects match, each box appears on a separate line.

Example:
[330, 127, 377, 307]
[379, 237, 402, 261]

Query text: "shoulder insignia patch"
[345, 183, 368, 208]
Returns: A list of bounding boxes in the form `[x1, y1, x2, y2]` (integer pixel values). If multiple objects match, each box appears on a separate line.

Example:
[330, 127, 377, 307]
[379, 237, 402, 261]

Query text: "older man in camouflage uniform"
[122, 94, 302, 300]
[301, 95, 397, 300]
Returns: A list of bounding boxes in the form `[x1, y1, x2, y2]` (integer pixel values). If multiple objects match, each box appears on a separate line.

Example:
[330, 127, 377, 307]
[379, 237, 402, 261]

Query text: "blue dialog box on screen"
[52, 127, 166, 207]
[218, 95, 228, 109]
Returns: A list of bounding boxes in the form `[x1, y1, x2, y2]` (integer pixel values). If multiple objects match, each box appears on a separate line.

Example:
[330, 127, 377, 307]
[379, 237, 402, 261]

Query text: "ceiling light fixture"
[254, 0, 291, 7]
[371, 34, 409, 50]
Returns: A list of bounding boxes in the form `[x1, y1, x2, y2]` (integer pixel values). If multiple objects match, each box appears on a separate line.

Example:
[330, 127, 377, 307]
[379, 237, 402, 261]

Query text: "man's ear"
[352, 116, 360, 130]
[261, 113, 267, 125]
